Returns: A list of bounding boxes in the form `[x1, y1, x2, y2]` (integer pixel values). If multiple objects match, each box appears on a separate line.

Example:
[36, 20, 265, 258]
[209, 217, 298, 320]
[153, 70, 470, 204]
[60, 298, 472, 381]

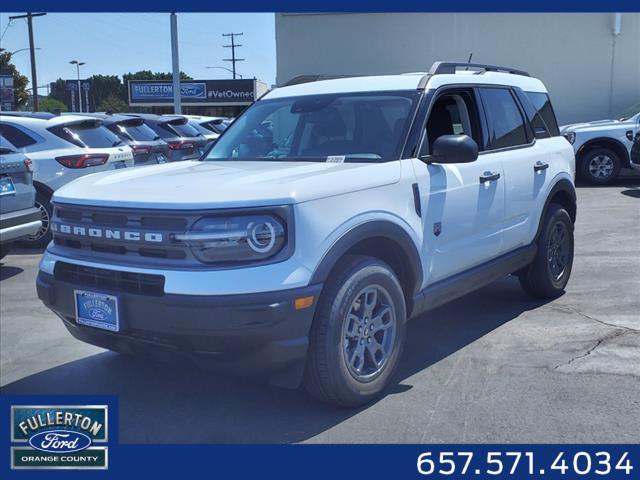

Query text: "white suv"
[560, 101, 640, 184]
[0, 113, 135, 246]
[36, 62, 576, 406]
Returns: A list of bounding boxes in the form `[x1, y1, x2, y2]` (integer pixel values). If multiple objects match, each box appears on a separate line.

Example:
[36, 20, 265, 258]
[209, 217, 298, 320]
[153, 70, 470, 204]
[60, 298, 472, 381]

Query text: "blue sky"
[0, 12, 276, 95]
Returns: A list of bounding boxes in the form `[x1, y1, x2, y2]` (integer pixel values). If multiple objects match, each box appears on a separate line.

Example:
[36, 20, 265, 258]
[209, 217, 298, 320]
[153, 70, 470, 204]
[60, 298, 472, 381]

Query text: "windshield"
[616, 101, 640, 121]
[204, 91, 420, 163]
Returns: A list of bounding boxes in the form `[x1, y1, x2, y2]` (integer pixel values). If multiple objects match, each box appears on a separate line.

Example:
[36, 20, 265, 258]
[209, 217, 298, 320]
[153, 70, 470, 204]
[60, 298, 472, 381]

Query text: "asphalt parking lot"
[1, 176, 639, 444]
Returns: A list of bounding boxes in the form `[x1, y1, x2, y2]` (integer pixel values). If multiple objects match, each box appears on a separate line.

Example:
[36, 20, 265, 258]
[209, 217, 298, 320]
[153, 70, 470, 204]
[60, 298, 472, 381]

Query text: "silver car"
[0, 136, 40, 259]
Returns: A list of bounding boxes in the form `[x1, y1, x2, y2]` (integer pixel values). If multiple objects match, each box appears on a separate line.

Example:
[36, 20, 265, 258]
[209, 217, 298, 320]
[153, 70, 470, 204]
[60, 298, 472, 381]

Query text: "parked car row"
[0, 111, 233, 252]
[560, 101, 640, 184]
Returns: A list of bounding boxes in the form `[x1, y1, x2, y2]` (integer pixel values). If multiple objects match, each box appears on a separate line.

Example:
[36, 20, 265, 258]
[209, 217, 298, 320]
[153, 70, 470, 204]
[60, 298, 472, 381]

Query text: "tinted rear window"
[157, 120, 200, 138]
[0, 123, 38, 148]
[525, 92, 560, 137]
[190, 122, 214, 136]
[52, 122, 122, 148]
[111, 122, 159, 142]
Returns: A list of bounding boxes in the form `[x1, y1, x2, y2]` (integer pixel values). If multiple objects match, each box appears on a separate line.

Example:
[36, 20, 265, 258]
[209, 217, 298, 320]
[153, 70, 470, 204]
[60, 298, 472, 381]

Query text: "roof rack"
[429, 62, 530, 77]
[281, 74, 362, 87]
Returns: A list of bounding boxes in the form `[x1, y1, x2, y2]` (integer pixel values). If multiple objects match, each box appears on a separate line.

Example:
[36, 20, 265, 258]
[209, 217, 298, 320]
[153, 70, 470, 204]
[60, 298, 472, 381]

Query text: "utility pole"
[222, 33, 244, 80]
[170, 13, 181, 114]
[70, 60, 85, 112]
[9, 12, 46, 111]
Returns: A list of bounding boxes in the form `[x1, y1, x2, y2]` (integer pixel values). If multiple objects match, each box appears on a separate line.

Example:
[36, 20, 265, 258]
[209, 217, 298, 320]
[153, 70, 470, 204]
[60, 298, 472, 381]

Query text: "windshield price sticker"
[417, 450, 634, 477]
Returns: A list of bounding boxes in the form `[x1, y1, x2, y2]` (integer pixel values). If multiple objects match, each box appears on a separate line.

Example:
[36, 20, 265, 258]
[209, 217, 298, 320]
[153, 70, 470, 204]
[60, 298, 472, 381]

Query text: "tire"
[519, 203, 574, 298]
[303, 255, 407, 407]
[578, 148, 621, 185]
[0, 242, 12, 260]
[19, 191, 53, 249]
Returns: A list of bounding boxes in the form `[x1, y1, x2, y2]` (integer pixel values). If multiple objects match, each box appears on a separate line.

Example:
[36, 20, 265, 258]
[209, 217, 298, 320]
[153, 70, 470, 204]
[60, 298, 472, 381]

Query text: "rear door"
[476, 87, 546, 253]
[415, 88, 505, 284]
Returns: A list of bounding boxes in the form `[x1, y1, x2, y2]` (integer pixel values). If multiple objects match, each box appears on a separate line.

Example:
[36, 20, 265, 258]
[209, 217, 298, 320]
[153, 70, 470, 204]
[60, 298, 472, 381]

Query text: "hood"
[53, 160, 402, 209]
[560, 118, 631, 133]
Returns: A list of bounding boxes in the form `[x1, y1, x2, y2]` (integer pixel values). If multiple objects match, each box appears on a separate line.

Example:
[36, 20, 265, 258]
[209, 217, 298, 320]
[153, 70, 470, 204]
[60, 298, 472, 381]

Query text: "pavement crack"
[550, 305, 639, 333]
[553, 329, 628, 370]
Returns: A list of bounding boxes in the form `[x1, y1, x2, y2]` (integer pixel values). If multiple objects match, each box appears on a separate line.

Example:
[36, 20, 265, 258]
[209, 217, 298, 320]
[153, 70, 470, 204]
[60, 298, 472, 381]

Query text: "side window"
[525, 92, 560, 137]
[421, 90, 482, 156]
[515, 89, 550, 139]
[479, 88, 529, 150]
[0, 123, 38, 148]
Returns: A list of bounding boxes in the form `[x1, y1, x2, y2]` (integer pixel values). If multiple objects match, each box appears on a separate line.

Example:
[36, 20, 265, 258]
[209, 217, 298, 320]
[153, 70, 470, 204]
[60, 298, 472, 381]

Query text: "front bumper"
[0, 207, 41, 244]
[37, 270, 322, 386]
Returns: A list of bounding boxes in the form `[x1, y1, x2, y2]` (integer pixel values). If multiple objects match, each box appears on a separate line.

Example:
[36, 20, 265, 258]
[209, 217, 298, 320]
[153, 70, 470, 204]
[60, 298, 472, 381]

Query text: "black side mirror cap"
[421, 134, 479, 164]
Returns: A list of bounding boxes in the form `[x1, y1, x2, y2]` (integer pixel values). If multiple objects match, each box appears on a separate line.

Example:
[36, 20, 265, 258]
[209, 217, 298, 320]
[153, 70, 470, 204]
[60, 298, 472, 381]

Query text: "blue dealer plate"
[75, 290, 120, 332]
[0, 176, 16, 196]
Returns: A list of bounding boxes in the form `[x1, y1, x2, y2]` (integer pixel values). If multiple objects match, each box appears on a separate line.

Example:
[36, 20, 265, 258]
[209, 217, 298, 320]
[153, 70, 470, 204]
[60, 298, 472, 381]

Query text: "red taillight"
[55, 154, 110, 169]
[167, 141, 194, 150]
[131, 145, 151, 156]
[23, 158, 33, 173]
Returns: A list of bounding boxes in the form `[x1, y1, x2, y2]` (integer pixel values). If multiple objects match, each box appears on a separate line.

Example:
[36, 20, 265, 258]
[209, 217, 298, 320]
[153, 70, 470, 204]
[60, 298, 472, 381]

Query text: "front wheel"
[519, 203, 574, 298]
[303, 255, 407, 407]
[579, 148, 621, 185]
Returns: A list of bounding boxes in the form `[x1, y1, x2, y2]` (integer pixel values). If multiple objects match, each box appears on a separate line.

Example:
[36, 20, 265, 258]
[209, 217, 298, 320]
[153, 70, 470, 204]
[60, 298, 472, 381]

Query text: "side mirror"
[423, 134, 479, 164]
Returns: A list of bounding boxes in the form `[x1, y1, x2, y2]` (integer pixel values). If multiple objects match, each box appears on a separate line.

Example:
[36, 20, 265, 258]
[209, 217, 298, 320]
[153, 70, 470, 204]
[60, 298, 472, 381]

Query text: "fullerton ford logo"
[51, 222, 163, 242]
[11, 405, 109, 470]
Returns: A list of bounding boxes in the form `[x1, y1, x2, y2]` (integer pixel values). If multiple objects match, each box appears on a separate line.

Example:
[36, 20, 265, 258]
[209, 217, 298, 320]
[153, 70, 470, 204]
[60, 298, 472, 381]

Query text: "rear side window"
[51, 122, 122, 148]
[525, 92, 560, 137]
[479, 88, 529, 150]
[0, 123, 38, 148]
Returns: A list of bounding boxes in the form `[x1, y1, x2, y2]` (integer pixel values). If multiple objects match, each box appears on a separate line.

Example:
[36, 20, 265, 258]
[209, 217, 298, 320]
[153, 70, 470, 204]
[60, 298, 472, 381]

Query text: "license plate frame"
[74, 290, 120, 332]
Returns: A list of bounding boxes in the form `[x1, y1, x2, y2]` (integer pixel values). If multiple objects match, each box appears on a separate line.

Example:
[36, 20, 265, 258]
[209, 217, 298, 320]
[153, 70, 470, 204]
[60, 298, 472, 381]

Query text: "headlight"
[563, 132, 576, 145]
[175, 214, 286, 264]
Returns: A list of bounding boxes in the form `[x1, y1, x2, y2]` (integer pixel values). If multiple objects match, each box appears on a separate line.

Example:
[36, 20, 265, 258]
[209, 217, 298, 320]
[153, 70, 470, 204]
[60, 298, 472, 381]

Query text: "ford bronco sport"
[37, 62, 576, 407]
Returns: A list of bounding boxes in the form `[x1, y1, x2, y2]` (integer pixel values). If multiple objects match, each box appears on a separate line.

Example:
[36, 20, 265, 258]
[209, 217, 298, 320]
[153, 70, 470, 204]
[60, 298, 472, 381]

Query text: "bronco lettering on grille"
[52, 223, 163, 242]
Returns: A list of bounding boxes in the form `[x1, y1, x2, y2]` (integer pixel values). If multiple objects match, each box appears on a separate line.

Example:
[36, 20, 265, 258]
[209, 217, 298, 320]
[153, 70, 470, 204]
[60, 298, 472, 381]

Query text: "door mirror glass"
[422, 134, 479, 164]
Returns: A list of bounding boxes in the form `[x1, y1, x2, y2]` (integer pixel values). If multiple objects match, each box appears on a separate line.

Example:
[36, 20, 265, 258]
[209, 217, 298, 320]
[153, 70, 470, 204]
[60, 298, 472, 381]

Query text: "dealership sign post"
[128, 79, 267, 107]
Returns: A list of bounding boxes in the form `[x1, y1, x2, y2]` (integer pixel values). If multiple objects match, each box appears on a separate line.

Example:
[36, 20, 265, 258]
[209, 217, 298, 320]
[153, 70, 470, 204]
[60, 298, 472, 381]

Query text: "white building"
[275, 13, 640, 124]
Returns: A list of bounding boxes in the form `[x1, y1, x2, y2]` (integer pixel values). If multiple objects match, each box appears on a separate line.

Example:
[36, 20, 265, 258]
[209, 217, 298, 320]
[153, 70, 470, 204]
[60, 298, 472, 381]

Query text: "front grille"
[54, 261, 165, 296]
[51, 205, 192, 266]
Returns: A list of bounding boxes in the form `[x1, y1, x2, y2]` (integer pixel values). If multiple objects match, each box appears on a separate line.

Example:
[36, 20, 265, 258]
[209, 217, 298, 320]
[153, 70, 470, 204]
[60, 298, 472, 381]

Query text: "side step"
[411, 244, 537, 318]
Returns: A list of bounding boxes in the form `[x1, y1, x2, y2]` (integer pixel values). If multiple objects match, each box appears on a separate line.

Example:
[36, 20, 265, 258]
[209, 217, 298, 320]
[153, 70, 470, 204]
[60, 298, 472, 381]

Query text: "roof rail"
[429, 62, 530, 77]
[281, 74, 361, 87]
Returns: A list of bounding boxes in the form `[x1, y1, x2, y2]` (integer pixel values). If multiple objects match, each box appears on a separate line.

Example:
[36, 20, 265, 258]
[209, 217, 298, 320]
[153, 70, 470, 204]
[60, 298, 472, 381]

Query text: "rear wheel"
[303, 255, 407, 407]
[19, 191, 53, 249]
[579, 148, 621, 185]
[519, 203, 574, 298]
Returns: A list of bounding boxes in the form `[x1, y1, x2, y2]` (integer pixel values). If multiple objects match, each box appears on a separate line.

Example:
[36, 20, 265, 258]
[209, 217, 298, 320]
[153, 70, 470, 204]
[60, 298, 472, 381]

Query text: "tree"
[0, 52, 30, 109]
[89, 74, 126, 110]
[49, 78, 69, 108]
[96, 95, 129, 113]
[39, 97, 67, 113]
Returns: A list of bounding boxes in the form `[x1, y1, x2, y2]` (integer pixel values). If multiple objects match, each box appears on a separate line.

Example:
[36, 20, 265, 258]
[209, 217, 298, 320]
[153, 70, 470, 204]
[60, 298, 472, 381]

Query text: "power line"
[0, 19, 12, 42]
[222, 32, 244, 80]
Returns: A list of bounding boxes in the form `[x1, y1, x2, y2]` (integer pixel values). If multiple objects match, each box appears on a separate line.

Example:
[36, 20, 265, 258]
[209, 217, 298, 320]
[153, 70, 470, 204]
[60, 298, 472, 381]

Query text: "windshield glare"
[204, 91, 420, 163]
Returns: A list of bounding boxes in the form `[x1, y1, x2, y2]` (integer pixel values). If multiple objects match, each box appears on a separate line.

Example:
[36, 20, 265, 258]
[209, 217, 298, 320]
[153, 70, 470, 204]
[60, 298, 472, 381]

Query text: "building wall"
[275, 13, 640, 125]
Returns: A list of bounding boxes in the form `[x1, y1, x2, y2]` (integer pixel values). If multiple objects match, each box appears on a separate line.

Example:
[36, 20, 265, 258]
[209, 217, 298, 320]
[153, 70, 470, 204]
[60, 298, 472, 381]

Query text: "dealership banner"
[1, 395, 638, 479]
[128, 79, 262, 106]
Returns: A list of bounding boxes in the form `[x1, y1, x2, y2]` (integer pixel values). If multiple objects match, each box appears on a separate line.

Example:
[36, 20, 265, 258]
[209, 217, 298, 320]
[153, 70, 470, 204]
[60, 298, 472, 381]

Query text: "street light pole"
[69, 60, 85, 113]
[170, 12, 181, 114]
[205, 66, 243, 79]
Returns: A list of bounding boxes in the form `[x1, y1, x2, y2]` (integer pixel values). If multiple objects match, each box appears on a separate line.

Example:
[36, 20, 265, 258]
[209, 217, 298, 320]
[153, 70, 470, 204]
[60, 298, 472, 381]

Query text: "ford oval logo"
[28, 430, 92, 453]
[88, 307, 107, 321]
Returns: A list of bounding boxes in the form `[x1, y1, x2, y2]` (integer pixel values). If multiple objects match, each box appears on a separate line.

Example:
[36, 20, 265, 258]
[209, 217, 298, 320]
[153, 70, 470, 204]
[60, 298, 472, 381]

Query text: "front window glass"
[204, 91, 420, 163]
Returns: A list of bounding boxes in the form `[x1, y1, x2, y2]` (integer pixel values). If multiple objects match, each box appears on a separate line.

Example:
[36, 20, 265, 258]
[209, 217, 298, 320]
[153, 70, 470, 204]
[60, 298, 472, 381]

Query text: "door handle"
[534, 162, 549, 172]
[479, 171, 501, 183]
